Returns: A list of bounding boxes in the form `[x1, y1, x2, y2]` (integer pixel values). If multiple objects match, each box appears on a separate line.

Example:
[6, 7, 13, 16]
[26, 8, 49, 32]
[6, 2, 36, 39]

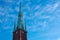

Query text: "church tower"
[13, 0, 27, 40]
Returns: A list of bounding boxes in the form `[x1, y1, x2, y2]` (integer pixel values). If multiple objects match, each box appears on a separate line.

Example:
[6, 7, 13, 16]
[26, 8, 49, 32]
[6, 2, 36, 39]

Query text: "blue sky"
[0, 0, 60, 40]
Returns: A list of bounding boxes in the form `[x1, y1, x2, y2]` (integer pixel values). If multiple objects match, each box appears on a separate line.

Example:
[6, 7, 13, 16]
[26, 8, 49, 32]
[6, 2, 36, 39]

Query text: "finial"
[20, 0, 22, 12]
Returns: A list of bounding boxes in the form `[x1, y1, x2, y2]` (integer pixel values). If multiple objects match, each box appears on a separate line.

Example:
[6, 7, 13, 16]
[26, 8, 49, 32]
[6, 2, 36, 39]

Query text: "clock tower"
[13, 0, 27, 40]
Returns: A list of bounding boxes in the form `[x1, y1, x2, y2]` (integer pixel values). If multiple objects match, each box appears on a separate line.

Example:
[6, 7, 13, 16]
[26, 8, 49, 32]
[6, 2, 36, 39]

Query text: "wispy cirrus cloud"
[23, 1, 60, 33]
[0, 0, 19, 31]
[57, 38, 60, 40]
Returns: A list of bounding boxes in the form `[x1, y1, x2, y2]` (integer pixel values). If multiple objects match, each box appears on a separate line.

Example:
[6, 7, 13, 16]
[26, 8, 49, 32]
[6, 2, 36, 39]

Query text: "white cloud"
[3, 26, 12, 30]
[0, 4, 18, 31]
[9, 8, 14, 12]
[57, 38, 60, 40]
[0, 12, 5, 16]
[15, 6, 19, 12]
[0, 7, 4, 12]
[27, 25, 40, 32]
[34, 5, 41, 10]
[24, 4, 55, 32]
[42, 16, 51, 19]
[5, 0, 15, 3]
[46, 3, 59, 13]
[0, 19, 3, 23]
[54, 3, 59, 9]
[27, 19, 48, 32]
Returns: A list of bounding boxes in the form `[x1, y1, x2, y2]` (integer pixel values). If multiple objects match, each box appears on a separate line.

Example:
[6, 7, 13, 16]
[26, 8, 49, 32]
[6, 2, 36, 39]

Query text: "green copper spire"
[17, 0, 25, 30]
